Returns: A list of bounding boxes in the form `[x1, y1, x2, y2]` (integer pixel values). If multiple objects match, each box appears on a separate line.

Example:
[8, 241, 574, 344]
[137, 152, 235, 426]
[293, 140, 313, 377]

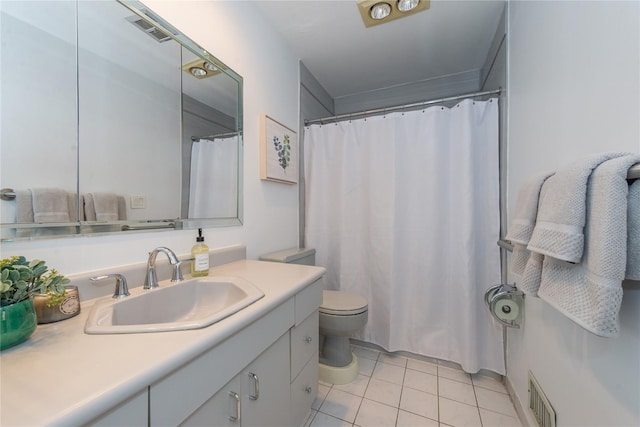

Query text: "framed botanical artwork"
[260, 115, 298, 184]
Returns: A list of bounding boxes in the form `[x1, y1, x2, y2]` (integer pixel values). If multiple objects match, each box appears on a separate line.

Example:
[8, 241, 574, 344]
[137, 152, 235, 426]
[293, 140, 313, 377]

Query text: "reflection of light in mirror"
[203, 62, 218, 72]
[190, 67, 206, 77]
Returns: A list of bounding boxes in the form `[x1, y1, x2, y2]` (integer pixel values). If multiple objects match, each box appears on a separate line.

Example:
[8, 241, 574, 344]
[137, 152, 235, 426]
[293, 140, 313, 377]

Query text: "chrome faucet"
[144, 247, 181, 290]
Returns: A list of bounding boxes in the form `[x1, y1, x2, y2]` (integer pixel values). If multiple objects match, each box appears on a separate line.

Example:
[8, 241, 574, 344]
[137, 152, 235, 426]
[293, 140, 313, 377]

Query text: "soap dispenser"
[191, 228, 209, 277]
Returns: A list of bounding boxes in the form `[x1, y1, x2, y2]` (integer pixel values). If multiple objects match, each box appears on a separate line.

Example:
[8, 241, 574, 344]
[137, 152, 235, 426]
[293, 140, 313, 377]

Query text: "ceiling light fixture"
[397, 0, 419, 12]
[370, 2, 391, 20]
[357, 0, 430, 27]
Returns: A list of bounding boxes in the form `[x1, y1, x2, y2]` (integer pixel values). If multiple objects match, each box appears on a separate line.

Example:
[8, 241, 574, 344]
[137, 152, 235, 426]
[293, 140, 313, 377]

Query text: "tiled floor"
[305, 345, 523, 427]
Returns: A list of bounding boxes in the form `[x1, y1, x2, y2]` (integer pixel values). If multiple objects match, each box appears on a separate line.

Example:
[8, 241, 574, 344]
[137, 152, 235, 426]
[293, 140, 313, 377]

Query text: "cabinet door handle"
[304, 336, 313, 343]
[305, 386, 313, 394]
[228, 391, 240, 422]
[248, 372, 259, 400]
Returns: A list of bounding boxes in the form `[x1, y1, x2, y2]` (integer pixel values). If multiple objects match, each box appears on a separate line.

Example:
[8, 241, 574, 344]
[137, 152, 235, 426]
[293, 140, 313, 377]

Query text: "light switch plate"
[130, 195, 146, 209]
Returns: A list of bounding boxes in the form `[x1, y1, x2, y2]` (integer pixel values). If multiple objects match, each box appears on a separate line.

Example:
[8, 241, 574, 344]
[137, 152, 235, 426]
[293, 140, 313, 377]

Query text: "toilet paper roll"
[492, 297, 519, 322]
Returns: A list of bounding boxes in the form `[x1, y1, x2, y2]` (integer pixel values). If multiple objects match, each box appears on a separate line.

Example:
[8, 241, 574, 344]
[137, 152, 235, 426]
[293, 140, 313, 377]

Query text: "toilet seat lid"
[320, 290, 368, 316]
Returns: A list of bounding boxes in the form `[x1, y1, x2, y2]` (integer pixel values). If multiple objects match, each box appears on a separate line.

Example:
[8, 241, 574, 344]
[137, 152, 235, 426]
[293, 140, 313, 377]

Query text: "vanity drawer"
[295, 278, 323, 325]
[291, 351, 319, 427]
[291, 310, 319, 379]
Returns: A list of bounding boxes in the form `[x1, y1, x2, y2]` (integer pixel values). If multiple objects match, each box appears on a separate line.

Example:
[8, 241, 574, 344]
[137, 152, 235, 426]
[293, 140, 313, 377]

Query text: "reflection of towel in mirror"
[84, 193, 126, 221]
[15, 190, 34, 223]
[31, 188, 71, 223]
[626, 179, 640, 280]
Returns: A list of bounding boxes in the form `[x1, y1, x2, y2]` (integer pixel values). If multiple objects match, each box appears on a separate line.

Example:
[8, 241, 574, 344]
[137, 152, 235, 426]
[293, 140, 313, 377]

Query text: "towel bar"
[497, 239, 514, 252]
[0, 188, 16, 201]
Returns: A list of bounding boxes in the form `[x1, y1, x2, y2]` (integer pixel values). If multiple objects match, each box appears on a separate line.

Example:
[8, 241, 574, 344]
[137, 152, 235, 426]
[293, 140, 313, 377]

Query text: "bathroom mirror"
[0, 0, 243, 240]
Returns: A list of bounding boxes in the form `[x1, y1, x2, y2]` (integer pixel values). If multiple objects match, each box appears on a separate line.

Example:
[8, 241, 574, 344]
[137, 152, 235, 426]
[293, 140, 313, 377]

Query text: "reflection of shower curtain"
[304, 99, 504, 374]
[188, 137, 238, 218]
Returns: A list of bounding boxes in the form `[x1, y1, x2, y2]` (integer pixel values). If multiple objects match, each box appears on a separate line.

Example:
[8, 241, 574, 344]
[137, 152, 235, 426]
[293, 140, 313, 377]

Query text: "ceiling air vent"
[126, 13, 172, 43]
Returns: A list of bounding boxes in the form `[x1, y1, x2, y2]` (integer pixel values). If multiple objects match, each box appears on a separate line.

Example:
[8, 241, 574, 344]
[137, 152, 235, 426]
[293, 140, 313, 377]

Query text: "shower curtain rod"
[191, 131, 239, 141]
[304, 88, 502, 126]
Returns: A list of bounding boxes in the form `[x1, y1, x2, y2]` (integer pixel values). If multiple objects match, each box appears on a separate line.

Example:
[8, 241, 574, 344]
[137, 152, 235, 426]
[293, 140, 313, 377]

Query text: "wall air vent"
[126, 13, 172, 43]
[528, 371, 556, 427]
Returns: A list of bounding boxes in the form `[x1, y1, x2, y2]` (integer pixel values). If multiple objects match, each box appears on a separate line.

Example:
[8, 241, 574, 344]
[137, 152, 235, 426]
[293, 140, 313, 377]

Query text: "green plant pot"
[0, 298, 38, 350]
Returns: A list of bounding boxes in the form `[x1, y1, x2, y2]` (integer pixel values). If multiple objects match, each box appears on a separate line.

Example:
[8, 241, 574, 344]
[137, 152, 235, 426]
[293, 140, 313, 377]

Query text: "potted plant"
[0, 256, 70, 350]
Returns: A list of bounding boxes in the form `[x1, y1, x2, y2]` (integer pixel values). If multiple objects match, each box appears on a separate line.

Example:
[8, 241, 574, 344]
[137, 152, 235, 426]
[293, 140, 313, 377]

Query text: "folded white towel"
[528, 152, 629, 263]
[626, 179, 640, 280]
[117, 195, 127, 221]
[519, 252, 544, 296]
[506, 171, 555, 245]
[84, 193, 126, 221]
[505, 171, 554, 284]
[90, 192, 119, 221]
[15, 190, 34, 223]
[537, 155, 640, 337]
[31, 188, 71, 223]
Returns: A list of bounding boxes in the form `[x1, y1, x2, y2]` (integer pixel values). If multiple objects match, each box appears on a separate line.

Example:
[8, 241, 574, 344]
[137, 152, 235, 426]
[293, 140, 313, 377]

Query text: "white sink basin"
[85, 276, 264, 334]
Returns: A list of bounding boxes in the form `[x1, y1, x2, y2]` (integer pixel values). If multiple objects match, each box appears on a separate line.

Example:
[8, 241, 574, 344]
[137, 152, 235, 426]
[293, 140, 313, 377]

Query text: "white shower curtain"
[188, 137, 238, 218]
[304, 99, 504, 374]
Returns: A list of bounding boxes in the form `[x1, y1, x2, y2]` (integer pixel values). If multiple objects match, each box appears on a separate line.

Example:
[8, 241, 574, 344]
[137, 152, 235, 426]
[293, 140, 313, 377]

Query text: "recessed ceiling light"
[190, 67, 206, 77]
[397, 0, 420, 12]
[370, 2, 391, 20]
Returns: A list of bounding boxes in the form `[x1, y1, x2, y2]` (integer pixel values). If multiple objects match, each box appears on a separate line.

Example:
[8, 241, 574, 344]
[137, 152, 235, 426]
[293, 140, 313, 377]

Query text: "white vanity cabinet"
[290, 279, 323, 427]
[149, 277, 323, 427]
[182, 332, 290, 427]
[86, 388, 149, 426]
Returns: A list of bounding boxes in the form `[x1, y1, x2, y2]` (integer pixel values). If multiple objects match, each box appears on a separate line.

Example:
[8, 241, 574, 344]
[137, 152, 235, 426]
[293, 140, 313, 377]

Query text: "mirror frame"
[1, 0, 243, 241]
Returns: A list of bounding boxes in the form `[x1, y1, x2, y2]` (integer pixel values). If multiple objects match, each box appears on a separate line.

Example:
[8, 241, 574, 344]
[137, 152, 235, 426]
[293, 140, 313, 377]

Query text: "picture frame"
[260, 115, 298, 184]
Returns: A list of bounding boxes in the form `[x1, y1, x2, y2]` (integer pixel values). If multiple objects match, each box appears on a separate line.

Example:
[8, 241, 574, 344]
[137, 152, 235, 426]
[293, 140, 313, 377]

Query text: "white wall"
[506, 1, 640, 426]
[0, 1, 300, 275]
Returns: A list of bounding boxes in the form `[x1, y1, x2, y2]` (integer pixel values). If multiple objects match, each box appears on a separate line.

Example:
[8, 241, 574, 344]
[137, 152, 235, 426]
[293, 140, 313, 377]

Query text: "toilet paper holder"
[484, 284, 524, 328]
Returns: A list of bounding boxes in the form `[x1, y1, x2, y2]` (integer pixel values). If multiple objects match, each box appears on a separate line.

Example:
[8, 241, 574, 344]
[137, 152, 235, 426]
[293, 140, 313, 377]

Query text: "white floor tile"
[438, 377, 477, 406]
[471, 374, 507, 394]
[320, 388, 363, 424]
[403, 369, 438, 395]
[352, 346, 380, 361]
[311, 411, 354, 427]
[354, 398, 398, 427]
[438, 366, 472, 385]
[396, 409, 439, 427]
[371, 362, 405, 385]
[364, 378, 403, 407]
[335, 374, 370, 397]
[315, 344, 521, 427]
[358, 357, 377, 376]
[399, 387, 439, 420]
[439, 397, 482, 427]
[475, 387, 518, 418]
[407, 358, 438, 376]
[378, 353, 408, 368]
[313, 384, 331, 410]
[479, 408, 523, 427]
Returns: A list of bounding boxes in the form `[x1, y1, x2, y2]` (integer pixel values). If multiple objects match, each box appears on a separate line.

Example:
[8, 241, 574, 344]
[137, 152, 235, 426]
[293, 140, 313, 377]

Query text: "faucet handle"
[90, 273, 130, 299]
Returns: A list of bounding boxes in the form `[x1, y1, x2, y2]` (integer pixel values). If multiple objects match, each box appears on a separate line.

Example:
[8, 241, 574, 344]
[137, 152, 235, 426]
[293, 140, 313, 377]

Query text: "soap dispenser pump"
[191, 228, 209, 277]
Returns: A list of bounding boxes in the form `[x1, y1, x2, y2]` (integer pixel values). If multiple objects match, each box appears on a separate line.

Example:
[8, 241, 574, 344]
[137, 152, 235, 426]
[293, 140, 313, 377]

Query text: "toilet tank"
[259, 248, 316, 266]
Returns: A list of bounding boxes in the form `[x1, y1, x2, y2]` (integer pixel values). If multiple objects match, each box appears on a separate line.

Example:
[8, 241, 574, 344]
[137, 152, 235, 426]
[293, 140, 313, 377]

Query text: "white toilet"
[260, 248, 368, 385]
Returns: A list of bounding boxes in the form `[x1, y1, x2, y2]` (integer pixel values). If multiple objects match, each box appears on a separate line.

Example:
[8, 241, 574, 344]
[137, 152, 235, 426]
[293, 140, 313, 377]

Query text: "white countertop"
[0, 260, 325, 427]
